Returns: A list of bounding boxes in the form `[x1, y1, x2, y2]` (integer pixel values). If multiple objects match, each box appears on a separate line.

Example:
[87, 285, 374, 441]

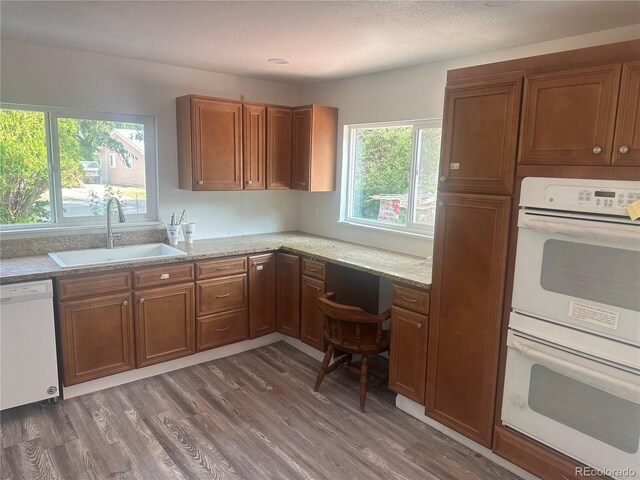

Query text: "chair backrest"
[317, 293, 391, 351]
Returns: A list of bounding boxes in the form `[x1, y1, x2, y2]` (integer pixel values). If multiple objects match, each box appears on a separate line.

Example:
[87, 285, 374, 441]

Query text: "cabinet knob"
[246, 180, 253, 185]
[139, 298, 145, 304]
[197, 180, 204, 185]
[301, 182, 306, 187]
[439, 176, 446, 182]
[416, 323, 423, 329]
[438, 201, 444, 207]
[122, 300, 128, 306]
[619, 145, 629, 154]
[592, 146, 602, 154]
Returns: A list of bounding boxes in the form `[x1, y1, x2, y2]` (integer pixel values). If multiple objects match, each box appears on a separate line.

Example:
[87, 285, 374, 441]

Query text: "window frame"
[342, 118, 442, 237]
[0, 103, 159, 232]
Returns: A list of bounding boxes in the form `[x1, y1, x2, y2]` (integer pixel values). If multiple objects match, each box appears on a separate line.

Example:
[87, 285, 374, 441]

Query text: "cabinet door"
[389, 307, 428, 405]
[440, 74, 522, 194]
[612, 61, 640, 166]
[292, 107, 312, 190]
[192, 97, 243, 190]
[60, 292, 134, 386]
[426, 192, 511, 447]
[300, 275, 325, 350]
[248, 253, 276, 338]
[243, 103, 266, 189]
[134, 283, 195, 368]
[518, 64, 621, 166]
[276, 253, 300, 338]
[266, 107, 292, 189]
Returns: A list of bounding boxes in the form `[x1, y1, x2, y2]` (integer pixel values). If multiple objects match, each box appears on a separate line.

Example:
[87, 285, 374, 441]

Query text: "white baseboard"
[281, 336, 326, 362]
[395, 395, 539, 480]
[62, 333, 286, 399]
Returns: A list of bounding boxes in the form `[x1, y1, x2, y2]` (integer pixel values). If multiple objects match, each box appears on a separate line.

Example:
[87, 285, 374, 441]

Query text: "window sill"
[337, 220, 434, 240]
[0, 221, 163, 239]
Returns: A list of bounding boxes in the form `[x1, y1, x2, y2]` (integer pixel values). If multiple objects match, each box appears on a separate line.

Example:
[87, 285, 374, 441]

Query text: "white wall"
[0, 39, 302, 239]
[297, 24, 640, 256]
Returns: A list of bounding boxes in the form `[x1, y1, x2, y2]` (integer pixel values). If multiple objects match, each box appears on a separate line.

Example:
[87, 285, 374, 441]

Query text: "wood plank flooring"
[1, 342, 520, 480]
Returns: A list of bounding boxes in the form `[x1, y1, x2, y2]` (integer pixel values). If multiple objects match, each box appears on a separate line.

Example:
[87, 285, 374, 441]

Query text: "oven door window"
[540, 240, 640, 312]
[529, 364, 640, 454]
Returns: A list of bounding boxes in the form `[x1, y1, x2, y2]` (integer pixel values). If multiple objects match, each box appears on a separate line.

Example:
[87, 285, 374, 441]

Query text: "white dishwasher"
[1, 279, 59, 409]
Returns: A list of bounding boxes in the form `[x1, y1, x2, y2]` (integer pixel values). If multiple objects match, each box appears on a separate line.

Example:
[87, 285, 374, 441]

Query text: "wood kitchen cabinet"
[300, 274, 326, 350]
[248, 253, 276, 338]
[439, 74, 522, 195]
[427, 192, 511, 447]
[177, 96, 243, 190]
[292, 105, 338, 192]
[612, 61, 640, 166]
[266, 106, 293, 189]
[243, 103, 266, 189]
[133, 283, 195, 368]
[518, 64, 621, 166]
[389, 305, 428, 405]
[276, 253, 300, 338]
[60, 292, 135, 386]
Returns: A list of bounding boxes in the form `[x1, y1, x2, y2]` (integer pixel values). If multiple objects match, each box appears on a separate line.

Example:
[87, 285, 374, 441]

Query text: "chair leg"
[359, 355, 368, 412]
[314, 345, 333, 392]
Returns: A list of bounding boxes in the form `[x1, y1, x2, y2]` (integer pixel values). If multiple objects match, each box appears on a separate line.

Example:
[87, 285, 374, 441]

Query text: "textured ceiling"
[1, 1, 639, 84]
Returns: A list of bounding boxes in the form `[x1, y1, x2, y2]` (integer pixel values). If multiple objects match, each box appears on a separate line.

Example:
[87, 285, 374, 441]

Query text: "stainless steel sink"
[48, 243, 187, 269]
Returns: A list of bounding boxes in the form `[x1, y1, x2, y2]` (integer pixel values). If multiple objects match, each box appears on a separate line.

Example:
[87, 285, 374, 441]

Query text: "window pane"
[0, 109, 51, 225]
[351, 126, 412, 225]
[57, 118, 147, 217]
[413, 127, 441, 226]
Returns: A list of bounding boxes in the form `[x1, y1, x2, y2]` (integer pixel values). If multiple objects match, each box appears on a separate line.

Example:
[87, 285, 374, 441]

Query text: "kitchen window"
[343, 119, 441, 236]
[0, 104, 158, 231]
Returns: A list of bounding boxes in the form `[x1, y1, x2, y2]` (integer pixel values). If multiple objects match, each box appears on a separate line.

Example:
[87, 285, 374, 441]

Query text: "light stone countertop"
[0, 232, 432, 289]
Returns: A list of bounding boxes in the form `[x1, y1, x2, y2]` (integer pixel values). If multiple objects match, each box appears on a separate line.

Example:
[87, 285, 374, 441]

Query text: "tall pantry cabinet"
[426, 73, 522, 447]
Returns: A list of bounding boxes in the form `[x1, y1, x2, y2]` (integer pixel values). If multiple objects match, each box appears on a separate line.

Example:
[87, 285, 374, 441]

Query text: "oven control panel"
[544, 185, 640, 214]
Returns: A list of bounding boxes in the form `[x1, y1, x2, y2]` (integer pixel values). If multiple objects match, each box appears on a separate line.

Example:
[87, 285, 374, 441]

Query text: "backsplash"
[0, 229, 167, 259]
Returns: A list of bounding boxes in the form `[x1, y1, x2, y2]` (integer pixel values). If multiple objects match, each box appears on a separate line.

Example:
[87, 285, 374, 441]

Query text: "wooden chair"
[314, 292, 391, 412]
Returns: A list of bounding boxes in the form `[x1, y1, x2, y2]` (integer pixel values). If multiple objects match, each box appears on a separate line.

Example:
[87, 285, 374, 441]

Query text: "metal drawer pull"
[619, 145, 629, 154]
[592, 146, 602, 154]
[308, 267, 319, 272]
[401, 295, 417, 303]
[215, 326, 231, 332]
[216, 265, 231, 270]
[416, 323, 423, 329]
[160, 273, 170, 279]
[216, 293, 231, 299]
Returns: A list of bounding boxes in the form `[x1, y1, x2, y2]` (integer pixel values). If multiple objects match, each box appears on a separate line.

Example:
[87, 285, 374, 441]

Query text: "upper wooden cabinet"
[243, 103, 266, 189]
[266, 106, 293, 189]
[248, 253, 276, 339]
[427, 192, 511, 447]
[439, 74, 522, 195]
[177, 96, 243, 190]
[612, 61, 640, 166]
[292, 105, 338, 192]
[518, 64, 621, 166]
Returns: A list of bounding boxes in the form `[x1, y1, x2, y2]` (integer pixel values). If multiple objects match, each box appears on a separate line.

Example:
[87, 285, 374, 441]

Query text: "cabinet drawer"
[57, 271, 131, 301]
[197, 274, 247, 316]
[197, 309, 248, 351]
[392, 284, 430, 314]
[302, 258, 326, 280]
[197, 257, 247, 279]
[133, 262, 194, 289]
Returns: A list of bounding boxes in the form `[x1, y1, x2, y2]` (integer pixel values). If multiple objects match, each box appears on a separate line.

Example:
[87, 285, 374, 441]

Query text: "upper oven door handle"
[519, 212, 640, 247]
[511, 337, 640, 401]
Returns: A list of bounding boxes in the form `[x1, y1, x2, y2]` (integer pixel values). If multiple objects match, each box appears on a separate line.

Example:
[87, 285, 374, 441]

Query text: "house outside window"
[343, 119, 441, 236]
[0, 104, 158, 229]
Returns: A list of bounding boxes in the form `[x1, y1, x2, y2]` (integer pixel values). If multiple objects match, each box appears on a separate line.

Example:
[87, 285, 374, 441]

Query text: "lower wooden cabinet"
[248, 253, 276, 338]
[60, 292, 135, 386]
[426, 192, 511, 447]
[389, 306, 428, 404]
[197, 309, 248, 351]
[134, 283, 195, 368]
[276, 253, 300, 338]
[300, 275, 325, 350]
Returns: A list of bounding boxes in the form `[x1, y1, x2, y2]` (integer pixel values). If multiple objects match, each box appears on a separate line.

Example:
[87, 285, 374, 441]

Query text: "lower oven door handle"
[511, 338, 640, 399]
[520, 215, 640, 247]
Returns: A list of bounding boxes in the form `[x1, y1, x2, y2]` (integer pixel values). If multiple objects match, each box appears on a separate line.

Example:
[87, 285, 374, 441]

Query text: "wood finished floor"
[1, 342, 520, 480]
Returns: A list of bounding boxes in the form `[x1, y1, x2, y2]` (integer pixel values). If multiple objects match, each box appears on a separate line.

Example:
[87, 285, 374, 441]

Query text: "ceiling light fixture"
[267, 58, 290, 65]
